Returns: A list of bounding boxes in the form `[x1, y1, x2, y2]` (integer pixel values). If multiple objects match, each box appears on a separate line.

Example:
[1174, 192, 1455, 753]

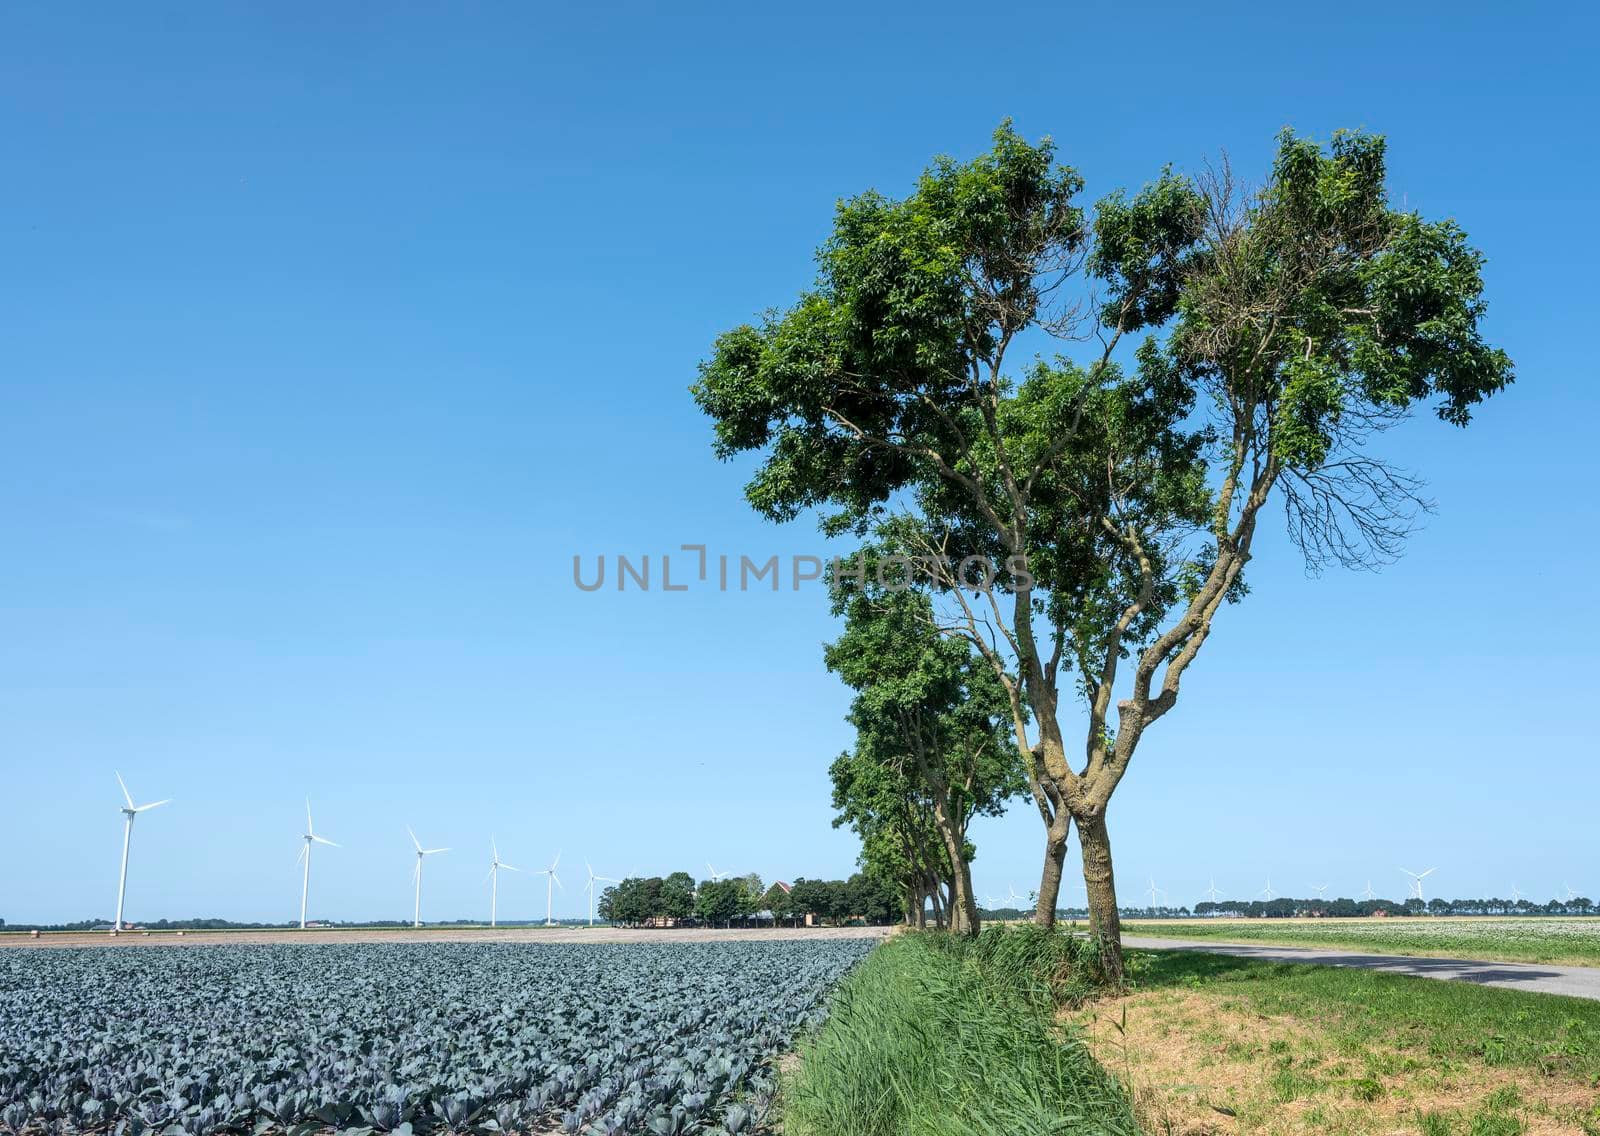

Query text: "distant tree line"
[968, 894, 1600, 922]
[1188, 895, 1596, 918]
[598, 872, 903, 928]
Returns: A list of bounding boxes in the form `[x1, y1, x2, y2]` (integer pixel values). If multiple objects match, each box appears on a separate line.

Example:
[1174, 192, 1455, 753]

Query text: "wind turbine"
[1146, 876, 1166, 911]
[408, 828, 449, 928]
[1006, 883, 1027, 906]
[584, 862, 619, 926]
[111, 773, 171, 933]
[534, 851, 563, 926]
[486, 839, 519, 927]
[298, 799, 339, 930]
[1360, 880, 1377, 901]
[1311, 882, 1329, 901]
[706, 862, 730, 882]
[1203, 877, 1222, 904]
[1400, 867, 1436, 902]
[1563, 882, 1579, 903]
[1259, 876, 1275, 902]
[1510, 883, 1523, 905]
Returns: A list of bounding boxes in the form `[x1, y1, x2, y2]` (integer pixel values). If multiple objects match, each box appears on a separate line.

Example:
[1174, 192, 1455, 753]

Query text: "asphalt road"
[1121, 935, 1600, 1002]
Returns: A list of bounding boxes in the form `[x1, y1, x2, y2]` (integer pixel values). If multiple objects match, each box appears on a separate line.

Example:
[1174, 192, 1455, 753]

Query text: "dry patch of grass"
[1070, 959, 1600, 1136]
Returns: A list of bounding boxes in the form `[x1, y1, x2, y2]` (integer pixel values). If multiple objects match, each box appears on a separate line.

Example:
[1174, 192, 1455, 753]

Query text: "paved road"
[1121, 935, 1600, 1002]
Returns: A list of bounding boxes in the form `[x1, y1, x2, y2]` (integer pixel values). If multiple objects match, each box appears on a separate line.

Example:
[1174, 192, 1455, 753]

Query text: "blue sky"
[2, 2, 1595, 924]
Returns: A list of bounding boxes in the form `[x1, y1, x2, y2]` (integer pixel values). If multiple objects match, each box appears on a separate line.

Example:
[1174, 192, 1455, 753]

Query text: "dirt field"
[0, 924, 895, 950]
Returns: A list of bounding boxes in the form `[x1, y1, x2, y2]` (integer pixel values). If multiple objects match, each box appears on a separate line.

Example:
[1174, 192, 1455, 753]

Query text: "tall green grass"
[783, 930, 1137, 1136]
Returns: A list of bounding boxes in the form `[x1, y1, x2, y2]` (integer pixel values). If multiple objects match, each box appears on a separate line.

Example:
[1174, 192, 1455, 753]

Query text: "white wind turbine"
[408, 828, 449, 928]
[1510, 883, 1523, 905]
[1203, 877, 1222, 904]
[111, 772, 172, 933]
[1260, 876, 1275, 902]
[1360, 880, 1377, 901]
[584, 862, 619, 926]
[1563, 882, 1579, 903]
[1146, 876, 1167, 910]
[486, 839, 519, 927]
[534, 851, 563, 926]
[706, 862, 730, 882]
[1006, 883, 1027, 906]
[1400, 867, 1436, 902]
[1311, 882, 1330, 901]
[298, 799, 339, 930]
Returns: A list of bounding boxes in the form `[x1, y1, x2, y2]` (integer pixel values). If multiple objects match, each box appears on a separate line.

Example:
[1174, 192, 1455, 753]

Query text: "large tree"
[694, 124, 1511, 979]
[825, 551, 1026, 934]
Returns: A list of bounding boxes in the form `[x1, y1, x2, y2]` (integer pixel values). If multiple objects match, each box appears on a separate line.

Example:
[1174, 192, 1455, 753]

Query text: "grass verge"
[782, 929, 1138, 1136]
[1075, 949, 1600, 1135]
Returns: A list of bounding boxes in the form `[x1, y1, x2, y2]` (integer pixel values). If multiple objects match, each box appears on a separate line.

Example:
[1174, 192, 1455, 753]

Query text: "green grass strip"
[784, 932, 1139, 1136]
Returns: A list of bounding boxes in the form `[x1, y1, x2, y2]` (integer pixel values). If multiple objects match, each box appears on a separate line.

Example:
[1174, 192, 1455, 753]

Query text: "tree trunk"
[1033, 810, 1071, 927]
[932, 793, 981, 936]
[1077, 809, 1124, 985]
[927, 875, 945, 929]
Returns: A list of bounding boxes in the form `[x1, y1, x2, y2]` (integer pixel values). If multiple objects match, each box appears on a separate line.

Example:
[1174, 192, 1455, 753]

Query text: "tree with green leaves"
[694, 878, 746, 926]
[695, 124, 1511, 980]
[828, 740, 951, 927]
[825, 553, 1026, 934]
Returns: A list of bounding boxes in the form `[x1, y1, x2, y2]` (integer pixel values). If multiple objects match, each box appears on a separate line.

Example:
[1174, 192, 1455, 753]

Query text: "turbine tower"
[1400, 867, 1436, 902]
[111, 772, 171, 933]
[534, 851, 563, 926]
[584, 862, 619, 926]
[298, 799, 339, 930]
[408, 828, 449, 928]
[486, 839, 519, 927]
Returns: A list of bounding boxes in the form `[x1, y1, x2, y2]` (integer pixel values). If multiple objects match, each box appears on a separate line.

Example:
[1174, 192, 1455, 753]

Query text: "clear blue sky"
[2, 2, 1595, 924]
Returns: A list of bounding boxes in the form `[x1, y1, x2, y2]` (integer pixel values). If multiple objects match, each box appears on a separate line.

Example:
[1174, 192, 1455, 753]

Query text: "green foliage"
[784, 934, 1137, 1136]
[932, 921, 1110, 1007]
[823, 559, 1027, 926]
[0, 939, 877, 1135]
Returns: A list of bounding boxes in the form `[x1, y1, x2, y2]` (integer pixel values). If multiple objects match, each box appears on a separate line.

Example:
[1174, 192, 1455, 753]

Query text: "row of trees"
[696, 123, 1512, 977]
[596, 872, 903, 927]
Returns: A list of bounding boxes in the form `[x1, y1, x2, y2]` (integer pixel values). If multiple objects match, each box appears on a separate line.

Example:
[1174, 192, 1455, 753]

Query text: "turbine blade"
[408, 827, 422, 852]
[313, 835, 339, 847]
[552, 873, 563, 890]
[134, 798, 171, 812]
[115, 771, 135, 809]
[502, 863, 520, 872]
[551, 850, 561, 871]
[306, 798, 314, 833]
[424, 847, 449, 855]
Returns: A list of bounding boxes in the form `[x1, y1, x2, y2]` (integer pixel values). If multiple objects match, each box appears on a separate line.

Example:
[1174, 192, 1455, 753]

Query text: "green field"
[1125, 917, 1600, 966]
